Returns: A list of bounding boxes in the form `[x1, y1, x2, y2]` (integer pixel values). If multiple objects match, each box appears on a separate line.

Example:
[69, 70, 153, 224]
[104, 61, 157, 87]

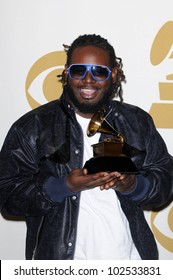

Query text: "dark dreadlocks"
[59, 34, 126, 102]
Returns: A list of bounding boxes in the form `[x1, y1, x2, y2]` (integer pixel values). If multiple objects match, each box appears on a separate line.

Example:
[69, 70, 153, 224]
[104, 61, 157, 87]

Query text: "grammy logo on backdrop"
[84, 108, 139, 174]
[149, 21, 173, 128]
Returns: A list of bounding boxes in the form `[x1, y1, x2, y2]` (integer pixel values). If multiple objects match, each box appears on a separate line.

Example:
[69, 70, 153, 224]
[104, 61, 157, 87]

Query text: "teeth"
[81, 89, 95, 93]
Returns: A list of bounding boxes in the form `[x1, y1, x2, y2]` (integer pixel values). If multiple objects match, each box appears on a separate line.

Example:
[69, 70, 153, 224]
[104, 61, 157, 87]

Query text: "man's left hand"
[100, 173, 136, 193]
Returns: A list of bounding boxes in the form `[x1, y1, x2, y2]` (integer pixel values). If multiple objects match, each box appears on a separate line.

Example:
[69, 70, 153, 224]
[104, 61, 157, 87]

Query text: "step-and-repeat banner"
[0, 0, 173, 260]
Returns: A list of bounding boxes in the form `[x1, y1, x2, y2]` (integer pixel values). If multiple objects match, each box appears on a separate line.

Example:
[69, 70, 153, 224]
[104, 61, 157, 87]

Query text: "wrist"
[113, 175, 136, 193]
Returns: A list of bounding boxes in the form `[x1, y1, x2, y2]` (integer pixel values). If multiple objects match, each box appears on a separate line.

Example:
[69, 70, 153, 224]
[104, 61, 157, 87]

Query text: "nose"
[82, 69, 95, 83]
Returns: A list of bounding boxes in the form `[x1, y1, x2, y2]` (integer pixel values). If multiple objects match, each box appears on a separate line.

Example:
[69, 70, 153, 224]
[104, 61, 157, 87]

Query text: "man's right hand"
[66, 168, 121, 192]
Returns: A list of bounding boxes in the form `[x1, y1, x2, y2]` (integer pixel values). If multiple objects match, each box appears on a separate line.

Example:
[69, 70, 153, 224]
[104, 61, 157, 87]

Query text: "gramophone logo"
[149, 21, 173, 128]
[150, 21, 173, 254]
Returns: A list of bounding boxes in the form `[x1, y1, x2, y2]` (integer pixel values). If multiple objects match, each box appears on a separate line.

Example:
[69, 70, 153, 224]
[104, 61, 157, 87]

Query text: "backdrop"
[0, 0, 173, 259]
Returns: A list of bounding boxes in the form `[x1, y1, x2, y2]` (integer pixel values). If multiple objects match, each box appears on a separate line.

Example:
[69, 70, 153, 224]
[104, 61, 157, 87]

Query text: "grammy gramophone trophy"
[84, 109, 139, 174]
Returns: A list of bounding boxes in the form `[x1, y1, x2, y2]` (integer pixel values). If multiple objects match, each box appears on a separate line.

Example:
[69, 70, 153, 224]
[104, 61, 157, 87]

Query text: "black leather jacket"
[0, 91, 173, 260]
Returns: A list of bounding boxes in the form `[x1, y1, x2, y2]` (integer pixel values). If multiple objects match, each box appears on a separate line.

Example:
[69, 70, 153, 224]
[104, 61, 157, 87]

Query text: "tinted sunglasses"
[67, 64, 112, 82]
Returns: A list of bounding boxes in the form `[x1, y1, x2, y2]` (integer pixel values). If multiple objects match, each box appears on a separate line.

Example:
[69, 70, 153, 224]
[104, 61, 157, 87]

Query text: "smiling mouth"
[80, 88, 97, 99]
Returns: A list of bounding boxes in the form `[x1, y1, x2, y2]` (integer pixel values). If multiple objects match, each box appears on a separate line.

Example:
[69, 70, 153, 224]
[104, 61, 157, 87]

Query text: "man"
[0, 34, 173, 260]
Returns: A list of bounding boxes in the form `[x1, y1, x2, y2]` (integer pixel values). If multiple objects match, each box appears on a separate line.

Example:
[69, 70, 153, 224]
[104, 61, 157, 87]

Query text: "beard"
[66, 83, 113, 114]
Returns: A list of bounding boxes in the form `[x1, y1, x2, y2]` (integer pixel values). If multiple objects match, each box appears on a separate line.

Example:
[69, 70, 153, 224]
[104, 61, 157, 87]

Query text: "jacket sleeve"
[121, 112, 173, 209]
[0, 124, 75, 217]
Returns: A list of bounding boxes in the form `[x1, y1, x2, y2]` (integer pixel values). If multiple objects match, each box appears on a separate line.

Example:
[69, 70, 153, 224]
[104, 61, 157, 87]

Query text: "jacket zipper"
[32, 216, 44, 260]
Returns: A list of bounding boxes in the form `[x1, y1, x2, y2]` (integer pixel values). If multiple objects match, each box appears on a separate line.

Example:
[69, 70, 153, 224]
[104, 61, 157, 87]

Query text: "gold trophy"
[84, 109, 139, 174]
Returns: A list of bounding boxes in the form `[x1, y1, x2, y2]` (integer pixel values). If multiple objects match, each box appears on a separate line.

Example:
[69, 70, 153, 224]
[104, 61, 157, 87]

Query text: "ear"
[111, 68, 118, 83]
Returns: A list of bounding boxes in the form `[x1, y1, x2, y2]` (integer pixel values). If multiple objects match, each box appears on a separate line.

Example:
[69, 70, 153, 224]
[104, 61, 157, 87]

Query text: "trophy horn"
[87, 110, 124, 143]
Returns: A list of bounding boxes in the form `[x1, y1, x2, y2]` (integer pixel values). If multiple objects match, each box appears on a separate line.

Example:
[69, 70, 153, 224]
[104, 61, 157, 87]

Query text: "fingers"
[100, 174, 136, 191]
[67, 168, 119, 192]
[67, 168, 135, 193]
[86, 171, 120, 188]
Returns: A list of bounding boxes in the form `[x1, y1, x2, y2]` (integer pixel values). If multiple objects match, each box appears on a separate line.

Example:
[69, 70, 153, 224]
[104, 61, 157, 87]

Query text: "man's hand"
[66, 168, 136, 193]
[66, 168, 121, 192]
[108, 173, 136, 193]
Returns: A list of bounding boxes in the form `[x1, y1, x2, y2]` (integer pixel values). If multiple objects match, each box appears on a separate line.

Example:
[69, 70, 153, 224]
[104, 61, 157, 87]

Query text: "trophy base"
[84, 156, 139, 174]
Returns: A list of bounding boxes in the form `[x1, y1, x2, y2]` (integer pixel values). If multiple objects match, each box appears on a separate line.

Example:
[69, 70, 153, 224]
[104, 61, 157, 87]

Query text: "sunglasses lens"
[69, 65, 86, 79]
[92, 66, 109, 81]
[68, 64, 110, 81]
